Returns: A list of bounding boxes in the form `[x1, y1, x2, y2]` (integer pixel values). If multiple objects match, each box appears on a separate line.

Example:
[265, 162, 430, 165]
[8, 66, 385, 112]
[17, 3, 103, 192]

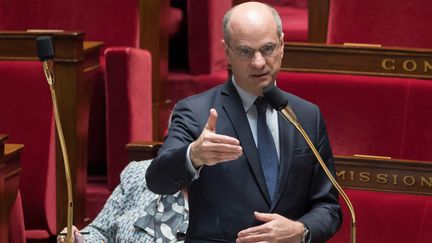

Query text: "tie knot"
[255, 97, 267, 114]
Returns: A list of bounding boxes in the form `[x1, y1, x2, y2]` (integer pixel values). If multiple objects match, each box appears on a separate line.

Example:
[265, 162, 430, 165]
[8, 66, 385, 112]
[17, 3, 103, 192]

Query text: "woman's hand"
[57, 225, 85, 243]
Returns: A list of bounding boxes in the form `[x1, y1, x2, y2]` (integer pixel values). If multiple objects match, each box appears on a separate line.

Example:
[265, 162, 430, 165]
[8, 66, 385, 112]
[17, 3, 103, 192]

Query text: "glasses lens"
[235, 47, 254, 59]
[230, 42, 279, 60]
[259, 44, 277, 57]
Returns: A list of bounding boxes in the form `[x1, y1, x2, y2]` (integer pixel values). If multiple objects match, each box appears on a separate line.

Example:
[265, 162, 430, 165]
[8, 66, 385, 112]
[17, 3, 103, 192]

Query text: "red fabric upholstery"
[277, 72, 409, 158]
[0, 0, 164, 225]
[329, 189, 432, 243]
[274, 5, 308, 42]
[104, 47, 153, 189]
[259, 0, 308, 42]
[327, 0, 432, 48]
[0, 61, 56, 237]
[9, 191, 25, 243]
[85, 180, 111, 221]
[0, 0, 140, 48]
[277, 72, 432, 161]
[187, 0, 232, 74]
[401, 80, 432, 161]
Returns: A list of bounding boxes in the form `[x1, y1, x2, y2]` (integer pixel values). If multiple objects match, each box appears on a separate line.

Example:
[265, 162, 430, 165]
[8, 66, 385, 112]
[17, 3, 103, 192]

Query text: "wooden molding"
[0, 138, 23, 243]
[282, 42, 432, 80]
[335, 155, 432, 196]
[126, 141, 163, 162]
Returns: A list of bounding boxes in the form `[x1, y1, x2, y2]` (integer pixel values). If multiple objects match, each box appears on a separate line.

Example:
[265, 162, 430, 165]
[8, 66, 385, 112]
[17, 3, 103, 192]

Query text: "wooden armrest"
[126, 141, 163, 161]
[0, 134, 7, 157]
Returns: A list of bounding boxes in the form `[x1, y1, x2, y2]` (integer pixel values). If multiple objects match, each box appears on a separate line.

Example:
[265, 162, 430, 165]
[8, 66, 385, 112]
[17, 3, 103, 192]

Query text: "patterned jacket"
[82, 160, 189, 242]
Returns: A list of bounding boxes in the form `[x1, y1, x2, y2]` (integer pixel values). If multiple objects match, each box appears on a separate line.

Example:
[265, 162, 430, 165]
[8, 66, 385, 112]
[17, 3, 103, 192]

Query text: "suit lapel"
[220, 82, 271, 205]
[271, 112, 295, 210]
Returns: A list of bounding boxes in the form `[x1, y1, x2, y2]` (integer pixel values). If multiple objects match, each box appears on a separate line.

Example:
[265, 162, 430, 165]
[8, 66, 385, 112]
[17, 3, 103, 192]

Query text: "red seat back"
[0, 0, 140, 49]
[327, 0, 432, 48]
[0, 61, 56, 235]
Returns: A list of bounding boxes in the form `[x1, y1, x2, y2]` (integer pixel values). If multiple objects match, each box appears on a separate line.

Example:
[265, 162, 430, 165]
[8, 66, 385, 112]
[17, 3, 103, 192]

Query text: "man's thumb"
[254, 211, 275, 222]
[206, 108, 218, 132]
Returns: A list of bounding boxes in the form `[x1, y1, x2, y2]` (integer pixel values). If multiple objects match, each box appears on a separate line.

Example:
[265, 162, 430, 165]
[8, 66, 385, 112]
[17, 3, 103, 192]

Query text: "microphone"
[263, 84, 357, 243]
[36, 36, 55, 85]
[36, 36, 74, 243]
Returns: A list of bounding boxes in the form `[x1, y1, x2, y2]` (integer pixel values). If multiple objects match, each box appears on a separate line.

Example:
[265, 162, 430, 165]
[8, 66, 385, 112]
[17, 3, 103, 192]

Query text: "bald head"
[223, 2, 282, 43]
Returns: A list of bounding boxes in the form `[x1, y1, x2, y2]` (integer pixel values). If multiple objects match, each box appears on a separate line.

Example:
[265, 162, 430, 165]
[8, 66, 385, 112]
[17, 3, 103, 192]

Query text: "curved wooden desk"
[0, 134, 23, 243]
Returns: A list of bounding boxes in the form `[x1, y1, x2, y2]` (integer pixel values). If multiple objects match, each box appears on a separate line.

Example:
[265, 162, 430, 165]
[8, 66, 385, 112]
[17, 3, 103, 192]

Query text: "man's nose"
[251, 51, 266, 69]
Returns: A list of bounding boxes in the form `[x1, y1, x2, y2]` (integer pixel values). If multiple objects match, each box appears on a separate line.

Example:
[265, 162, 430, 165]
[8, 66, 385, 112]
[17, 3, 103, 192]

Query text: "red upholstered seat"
[9, 191, 26, 243]
[276, 72, 432, 242]
[0, 0, 159, 238]
[277, 72, 409, 158]
[332, 189, 432, 243]
[327, 0, 432, 48]
[264, 0, 308, 42]
[164, 0, 232, 135]
[280, 2, 432, 239]
[0, 61, 56, 239]
[401, 80, 432, 161]
[104, 47, 153, 190]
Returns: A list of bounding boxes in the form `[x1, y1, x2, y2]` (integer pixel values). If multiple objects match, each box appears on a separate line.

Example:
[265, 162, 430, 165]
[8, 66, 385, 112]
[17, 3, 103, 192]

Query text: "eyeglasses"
[226, 41, 280, 60]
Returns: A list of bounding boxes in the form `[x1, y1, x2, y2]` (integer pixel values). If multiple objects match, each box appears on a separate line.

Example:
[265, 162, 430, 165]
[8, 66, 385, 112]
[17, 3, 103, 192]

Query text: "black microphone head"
[263, 84, 288, 111]
[36, 36, 54, 61]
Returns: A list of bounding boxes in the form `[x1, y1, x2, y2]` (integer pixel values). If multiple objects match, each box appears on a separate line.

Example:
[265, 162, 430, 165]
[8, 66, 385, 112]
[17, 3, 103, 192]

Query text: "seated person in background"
[57, 159, 188, 243]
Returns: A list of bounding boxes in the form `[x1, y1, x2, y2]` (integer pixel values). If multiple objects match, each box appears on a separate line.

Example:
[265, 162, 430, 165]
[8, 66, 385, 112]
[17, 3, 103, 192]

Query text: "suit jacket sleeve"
[146, 98, 205, 194]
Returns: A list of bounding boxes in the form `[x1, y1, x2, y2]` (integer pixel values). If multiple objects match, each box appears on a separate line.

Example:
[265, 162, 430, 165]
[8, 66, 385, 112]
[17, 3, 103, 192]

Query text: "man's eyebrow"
[236, 42, 277, 48]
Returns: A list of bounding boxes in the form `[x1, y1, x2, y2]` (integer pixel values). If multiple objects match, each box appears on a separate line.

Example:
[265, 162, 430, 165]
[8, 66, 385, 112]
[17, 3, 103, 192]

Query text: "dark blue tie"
[255, 97, 280, 201]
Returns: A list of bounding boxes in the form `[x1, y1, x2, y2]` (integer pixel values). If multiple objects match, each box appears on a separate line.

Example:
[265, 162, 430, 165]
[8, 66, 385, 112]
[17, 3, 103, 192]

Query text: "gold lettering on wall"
[349, 171, 355, 181]
[424, 61, 432, 72]
[403, 176, 416, 186]
[381, 59, 432, 73]
[403, 60, 417, 72]
[337, 170, 346, 181]
[359, 172, 370, 182]
[377, 174, 388, 184]
[382, 59, 396, 70]
[392, 174, 398, 185]
[421, 177, 432, 187]
[335, 167, 432, 194]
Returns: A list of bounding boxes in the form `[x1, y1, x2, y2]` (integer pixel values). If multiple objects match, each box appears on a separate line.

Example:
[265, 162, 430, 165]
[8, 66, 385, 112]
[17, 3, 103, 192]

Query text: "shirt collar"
[232, 76, 257, 113]
[231, 75, 278, 112]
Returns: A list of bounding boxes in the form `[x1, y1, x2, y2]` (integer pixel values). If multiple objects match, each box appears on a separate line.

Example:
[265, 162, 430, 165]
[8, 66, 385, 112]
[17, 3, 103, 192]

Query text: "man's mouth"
[250, 72, 269, 78]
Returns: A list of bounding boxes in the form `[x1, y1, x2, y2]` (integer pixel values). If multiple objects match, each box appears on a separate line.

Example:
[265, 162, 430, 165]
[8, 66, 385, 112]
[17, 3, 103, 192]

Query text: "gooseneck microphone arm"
[36, 36, 74, 243]
[263, 84, 356, 243]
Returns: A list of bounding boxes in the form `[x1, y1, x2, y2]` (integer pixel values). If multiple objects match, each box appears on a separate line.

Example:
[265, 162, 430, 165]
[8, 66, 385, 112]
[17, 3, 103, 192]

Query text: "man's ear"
[280, 33, 285, 58]
[221, 39, 231, 64]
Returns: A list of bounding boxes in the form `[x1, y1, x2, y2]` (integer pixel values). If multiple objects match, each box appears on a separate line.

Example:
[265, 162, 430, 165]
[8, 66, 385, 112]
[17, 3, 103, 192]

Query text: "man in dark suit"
[146, 2, 341, 242]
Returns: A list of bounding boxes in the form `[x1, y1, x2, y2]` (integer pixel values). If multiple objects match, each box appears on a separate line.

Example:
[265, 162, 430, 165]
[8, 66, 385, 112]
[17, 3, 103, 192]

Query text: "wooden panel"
[0, 31, 102, 231]
[139, 0, 169, 141]
[0, 136, 23, 243]
[126, 141, 162, 162]
[335, 155, 432, 195]
[282, 42, 432, 79]
[308, 0, 329, 43]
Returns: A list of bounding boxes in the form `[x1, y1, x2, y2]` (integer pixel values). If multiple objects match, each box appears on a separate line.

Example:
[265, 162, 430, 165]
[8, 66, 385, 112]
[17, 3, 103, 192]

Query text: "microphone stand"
[280, 105, 356, 243]
[39, 40, 74, 243]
